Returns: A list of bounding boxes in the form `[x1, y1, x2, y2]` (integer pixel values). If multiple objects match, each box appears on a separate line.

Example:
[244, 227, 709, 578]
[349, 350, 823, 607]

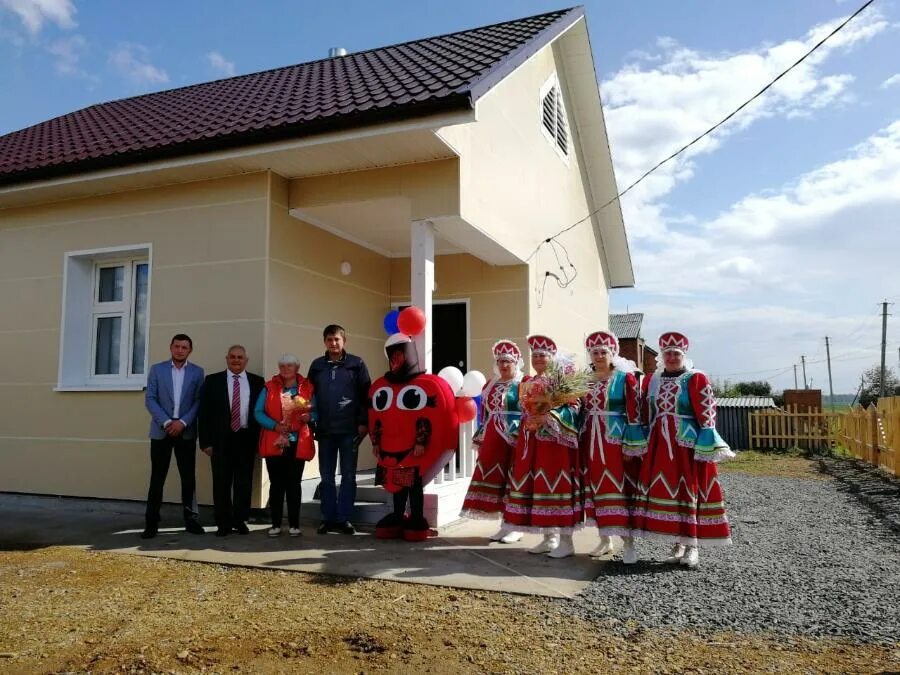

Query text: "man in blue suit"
[142, 333, 205, 539]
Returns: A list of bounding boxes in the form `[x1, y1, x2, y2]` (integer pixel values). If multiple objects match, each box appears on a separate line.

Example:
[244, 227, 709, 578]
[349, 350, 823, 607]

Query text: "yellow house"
[0, 7, 633, 523]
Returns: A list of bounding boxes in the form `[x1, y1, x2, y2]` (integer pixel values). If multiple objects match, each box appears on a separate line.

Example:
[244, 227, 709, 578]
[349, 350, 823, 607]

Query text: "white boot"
[547, 534, 575, 559]
[528, 532, 560, 554]
[665, 543, 687, 563]
[621, 536, 638, 565]
[499, 530, 523, 544]
[589, 535, 613, 558]
[488, 525, 507, 542]
[680, 546, 699, 568]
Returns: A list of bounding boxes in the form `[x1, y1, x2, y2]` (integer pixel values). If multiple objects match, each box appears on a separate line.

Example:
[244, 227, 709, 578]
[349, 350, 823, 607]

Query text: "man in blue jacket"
[142, 334, 205, 539]
[306, 324, 371, 534]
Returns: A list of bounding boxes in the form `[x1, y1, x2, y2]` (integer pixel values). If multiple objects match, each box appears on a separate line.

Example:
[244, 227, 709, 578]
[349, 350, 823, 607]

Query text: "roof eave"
[0, 93, 473, 189]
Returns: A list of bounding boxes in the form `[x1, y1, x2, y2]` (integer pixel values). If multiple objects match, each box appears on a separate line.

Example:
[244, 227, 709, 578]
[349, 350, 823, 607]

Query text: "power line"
[525, 0, 876, 264]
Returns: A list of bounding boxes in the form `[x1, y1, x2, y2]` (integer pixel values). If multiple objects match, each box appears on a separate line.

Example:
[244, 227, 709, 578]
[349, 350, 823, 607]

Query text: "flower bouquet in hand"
[275, 393, 311, 449]
[521, 356, 590, 432]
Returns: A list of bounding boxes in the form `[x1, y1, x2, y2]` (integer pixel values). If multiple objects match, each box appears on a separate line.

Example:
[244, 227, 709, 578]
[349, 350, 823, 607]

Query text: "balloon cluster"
[382, 307, 486, 424]
[382, 307, 426, 337]
[437, 366, 485, 423]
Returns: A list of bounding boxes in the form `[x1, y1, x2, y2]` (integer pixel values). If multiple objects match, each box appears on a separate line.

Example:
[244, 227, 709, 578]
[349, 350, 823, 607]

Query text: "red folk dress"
[502, 376, 583, 534]
[631, 370, 734, 546]
[580, 369, 647, 537]
[460, 377, 522, 519]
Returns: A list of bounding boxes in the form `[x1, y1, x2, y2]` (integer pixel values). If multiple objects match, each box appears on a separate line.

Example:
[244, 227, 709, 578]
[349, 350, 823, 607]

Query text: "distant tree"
[858, 365, 899, 408]
[772, 392, 785, 408]
[710, 378, 734, 397]
[733, 381, 772, 396]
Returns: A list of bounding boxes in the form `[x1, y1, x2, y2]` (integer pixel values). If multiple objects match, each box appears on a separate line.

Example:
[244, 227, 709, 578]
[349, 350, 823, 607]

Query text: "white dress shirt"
[171, 361, 187, 420]
[227, 370, 251, 429]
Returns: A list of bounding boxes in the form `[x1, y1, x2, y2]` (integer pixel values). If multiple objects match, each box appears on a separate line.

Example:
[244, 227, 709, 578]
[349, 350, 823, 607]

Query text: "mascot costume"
[369, 333, 459, 541]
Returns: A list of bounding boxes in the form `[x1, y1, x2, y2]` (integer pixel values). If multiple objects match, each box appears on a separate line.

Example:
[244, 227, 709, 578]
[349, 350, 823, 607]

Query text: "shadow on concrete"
[0, 493, 625, 598]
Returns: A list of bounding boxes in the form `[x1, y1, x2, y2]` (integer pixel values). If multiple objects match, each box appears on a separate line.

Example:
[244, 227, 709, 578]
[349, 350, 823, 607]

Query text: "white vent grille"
[540, 75, 569, 157]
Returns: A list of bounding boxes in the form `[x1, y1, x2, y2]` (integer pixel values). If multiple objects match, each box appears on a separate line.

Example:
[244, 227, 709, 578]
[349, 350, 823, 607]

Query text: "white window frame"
[57, 244, 152, 391]
[539, 73, 570, 163]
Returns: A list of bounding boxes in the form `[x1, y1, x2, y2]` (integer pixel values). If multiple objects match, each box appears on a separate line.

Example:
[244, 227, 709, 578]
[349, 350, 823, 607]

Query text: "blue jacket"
[145, 360, 205, 440]
[306, 351, 371, 437]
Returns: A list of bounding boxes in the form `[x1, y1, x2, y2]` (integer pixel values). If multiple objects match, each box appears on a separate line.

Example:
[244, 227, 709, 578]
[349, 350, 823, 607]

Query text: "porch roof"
[0, 7, 582, 187]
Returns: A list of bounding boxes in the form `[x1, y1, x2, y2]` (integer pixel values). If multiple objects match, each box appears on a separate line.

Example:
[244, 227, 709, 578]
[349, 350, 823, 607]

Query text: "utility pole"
[825, 337, 835, 411]
[801, 355, 808, 389]
[880, 301, 889, 398]
[793, 364, 798, 389]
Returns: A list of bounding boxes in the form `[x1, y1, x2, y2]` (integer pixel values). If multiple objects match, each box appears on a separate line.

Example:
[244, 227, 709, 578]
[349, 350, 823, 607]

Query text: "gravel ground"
[1, 455, 898, 673]
[564, 456, 900, 644]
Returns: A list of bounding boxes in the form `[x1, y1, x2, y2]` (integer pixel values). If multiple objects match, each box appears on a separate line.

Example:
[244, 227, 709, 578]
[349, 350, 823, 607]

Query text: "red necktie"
[230, 375, 241, 431]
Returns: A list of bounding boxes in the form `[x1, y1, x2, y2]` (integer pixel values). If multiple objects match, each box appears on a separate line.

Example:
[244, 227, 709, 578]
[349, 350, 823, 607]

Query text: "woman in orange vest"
[255, 353, 315, 537]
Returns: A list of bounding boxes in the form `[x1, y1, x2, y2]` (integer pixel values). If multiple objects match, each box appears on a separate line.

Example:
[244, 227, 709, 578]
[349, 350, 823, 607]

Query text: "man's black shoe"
[184, 521, 205, 535]
[140, 527, 157, 540]
[232, 522, 250, 535]
[316, 521, 331, 535]
[338, 521, 356, 535]
[215, 528, 230, 537]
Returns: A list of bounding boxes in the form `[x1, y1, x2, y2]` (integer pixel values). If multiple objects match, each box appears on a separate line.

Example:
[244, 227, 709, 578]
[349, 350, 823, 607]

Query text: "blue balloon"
[383, 309, 400, 335]
[473, 395, 483, 424]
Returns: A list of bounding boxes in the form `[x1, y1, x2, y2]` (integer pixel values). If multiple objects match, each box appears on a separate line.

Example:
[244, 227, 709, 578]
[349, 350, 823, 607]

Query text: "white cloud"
[206, 50, 235, 77]
[601, 7, 888, 243]
[46, 32, 83, 73]
[601, 8, 896, 391]
[0, 0, 75, 33]
[109, 43, 168, 87]
[882, 73, 900, 89]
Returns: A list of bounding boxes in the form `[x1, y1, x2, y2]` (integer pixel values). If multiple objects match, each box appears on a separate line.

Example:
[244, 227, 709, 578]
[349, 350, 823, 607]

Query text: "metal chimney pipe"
[328, 47, 347, 57]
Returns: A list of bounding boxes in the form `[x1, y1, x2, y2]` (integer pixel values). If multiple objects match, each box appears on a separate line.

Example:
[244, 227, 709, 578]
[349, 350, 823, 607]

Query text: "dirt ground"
[1, 457, 897, 674]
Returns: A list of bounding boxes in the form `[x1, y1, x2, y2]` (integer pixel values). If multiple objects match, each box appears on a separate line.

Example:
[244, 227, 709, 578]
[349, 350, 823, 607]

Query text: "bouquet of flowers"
[521, 356, 590, 431]
[275, 393, 311, 448]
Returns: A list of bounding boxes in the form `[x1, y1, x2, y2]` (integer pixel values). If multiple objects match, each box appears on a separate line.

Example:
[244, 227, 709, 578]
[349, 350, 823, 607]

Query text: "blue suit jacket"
[145, 360, 205, 440]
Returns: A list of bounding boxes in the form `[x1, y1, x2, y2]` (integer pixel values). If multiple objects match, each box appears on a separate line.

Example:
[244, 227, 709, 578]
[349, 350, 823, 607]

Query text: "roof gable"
[0, 7, 581, 187]
[609, 312, 643, 339]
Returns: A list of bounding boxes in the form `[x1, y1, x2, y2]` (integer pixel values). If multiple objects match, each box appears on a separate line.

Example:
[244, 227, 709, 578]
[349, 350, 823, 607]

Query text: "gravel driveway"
[563, 457, 900, 644]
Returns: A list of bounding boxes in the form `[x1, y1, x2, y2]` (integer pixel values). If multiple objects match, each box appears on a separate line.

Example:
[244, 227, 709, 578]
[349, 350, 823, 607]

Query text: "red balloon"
[456, 397, 477, 423]
[397, 306, 427, 336]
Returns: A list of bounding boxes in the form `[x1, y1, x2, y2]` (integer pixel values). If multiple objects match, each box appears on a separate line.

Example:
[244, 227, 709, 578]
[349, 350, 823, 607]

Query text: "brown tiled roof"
[0, 7, 582, 187]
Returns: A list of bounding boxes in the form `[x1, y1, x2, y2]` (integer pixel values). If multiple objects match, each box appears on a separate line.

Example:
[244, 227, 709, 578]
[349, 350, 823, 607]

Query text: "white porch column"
[411, 219, 435, 373]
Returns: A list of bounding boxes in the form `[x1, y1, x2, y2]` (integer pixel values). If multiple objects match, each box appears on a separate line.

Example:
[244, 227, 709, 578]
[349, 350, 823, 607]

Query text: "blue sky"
[2, 0, 898, 392]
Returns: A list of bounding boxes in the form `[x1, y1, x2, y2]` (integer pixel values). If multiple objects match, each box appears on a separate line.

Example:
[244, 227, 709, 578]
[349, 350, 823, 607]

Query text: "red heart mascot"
[369, 332, 459, 541]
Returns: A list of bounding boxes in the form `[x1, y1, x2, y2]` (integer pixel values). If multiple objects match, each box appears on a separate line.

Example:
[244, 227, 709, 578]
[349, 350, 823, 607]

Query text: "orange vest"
[258, 375, 315, 460]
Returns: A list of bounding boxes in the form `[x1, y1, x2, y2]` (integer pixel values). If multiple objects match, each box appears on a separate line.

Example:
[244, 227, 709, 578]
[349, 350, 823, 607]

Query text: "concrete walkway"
[0, 494, 619, 599]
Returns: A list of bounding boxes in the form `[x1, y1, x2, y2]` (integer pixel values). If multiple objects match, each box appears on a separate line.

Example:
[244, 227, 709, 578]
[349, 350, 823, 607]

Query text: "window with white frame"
[540, 74, 569, 159]
[58, 245, 151, 390]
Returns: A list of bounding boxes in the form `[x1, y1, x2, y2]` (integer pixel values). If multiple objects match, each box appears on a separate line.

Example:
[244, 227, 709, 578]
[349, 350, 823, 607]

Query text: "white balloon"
[437, 366, 464, 394]
[460, 370, 487, 397]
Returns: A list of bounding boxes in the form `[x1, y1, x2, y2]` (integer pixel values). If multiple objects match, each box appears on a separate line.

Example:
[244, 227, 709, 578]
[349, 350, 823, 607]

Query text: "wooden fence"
[748, 397, 899, 476]
[748, 405, 837, 452]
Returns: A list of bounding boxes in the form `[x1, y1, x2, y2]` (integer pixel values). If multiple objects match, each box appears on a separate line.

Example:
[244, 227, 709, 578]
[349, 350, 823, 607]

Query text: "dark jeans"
[317, 433, 359, 523]
[210, 428, 256, 530]
[145, 436, 199, 527]
[265, 445, 305, 528]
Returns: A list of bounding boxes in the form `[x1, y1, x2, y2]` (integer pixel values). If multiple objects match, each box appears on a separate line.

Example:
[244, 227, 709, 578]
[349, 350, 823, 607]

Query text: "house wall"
[266, 173, 392, 477]
[0, 173, 269, 503]
[437, 42, 611, 359]
[388, 254, 530, 377]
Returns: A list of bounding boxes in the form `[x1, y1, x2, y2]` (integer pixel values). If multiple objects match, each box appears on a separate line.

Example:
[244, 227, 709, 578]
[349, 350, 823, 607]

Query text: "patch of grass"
[720, 450, 828, 480]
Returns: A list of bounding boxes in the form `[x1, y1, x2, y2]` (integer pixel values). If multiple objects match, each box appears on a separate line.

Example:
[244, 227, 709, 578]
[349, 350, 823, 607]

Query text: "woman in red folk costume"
[460, 340, 524, 544]
[503, 335, 582, 559]
[580, 331, 646, 561]
[631, 332, 734, 568]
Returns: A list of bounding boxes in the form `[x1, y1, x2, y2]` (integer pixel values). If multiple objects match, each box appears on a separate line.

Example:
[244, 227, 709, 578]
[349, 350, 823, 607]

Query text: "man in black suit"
[199, 345, 265, 536]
